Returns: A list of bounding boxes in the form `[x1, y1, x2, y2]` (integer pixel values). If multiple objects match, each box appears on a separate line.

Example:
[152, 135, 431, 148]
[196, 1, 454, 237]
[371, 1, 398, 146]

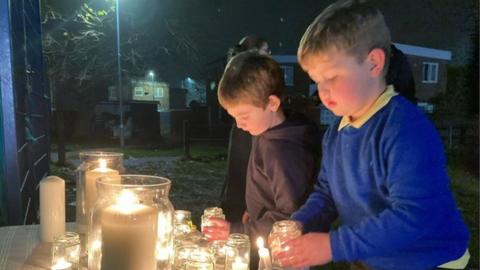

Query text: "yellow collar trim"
[439, 249, 470, 269]
[338, 85, 397, 131]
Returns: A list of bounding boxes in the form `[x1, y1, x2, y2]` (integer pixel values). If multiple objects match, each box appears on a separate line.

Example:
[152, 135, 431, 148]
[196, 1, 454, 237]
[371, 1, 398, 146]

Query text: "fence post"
[183, 120, 191, 158]
[448, 124, 453, 149]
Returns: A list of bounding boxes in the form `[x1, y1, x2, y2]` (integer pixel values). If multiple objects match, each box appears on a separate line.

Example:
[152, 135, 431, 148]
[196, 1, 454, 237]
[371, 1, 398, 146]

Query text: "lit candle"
[51, 257, 72, 270]
[40, 176, 65, 242]
[85, 158, 120, 208]
[231, 257, 248, 270]
[85, 159, 119, 223]
[101, 190, 158, 270]
[256, 237, 272, 270]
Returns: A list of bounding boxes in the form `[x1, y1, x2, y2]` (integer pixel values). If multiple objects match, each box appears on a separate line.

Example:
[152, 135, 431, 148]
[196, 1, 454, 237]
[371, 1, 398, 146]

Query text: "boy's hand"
[241, 211, 250, 224]
[274, 233, 332, 268]
[202, 217, 230, 241]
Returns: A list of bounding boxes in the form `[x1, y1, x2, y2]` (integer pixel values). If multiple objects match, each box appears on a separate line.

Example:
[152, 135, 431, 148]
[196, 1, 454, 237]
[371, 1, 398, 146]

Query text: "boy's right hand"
[274, 232, 332, 267]
[202, 217, 230, 241]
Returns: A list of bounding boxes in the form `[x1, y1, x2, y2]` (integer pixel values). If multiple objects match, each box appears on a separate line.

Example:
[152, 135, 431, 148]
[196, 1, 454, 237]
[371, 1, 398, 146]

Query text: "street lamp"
[115, 0, 124, 148]
[148, 70, 155, 84]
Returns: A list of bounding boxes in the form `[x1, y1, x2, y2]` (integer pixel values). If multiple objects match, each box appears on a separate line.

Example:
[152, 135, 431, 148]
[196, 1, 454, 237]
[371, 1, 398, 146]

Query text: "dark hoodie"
[238, 118, 320, 239]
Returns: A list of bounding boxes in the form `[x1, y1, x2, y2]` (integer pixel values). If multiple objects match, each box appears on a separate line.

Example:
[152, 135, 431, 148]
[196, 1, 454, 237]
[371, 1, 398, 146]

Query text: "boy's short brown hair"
[298, 0, 391, 75]
[218, 50, 285, 109]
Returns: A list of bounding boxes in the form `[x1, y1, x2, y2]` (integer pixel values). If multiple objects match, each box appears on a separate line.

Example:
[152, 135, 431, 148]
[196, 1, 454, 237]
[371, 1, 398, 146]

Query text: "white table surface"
[0, 223, 77, 270]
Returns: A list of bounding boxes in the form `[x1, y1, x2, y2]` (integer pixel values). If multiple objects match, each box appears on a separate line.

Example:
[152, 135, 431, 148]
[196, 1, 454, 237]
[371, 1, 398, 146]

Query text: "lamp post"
[148, 71, 155, 101]
[115, 0, 124, 148]
[148, 71, 155, 83]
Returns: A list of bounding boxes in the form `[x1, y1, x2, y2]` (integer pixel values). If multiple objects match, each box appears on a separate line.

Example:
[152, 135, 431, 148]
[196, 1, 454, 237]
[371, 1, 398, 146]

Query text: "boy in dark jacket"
[203, 51, 320, 259]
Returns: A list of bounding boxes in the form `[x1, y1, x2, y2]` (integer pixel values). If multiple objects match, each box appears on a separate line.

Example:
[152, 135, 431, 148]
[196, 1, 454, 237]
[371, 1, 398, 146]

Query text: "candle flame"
[256, 237, 265, 249]
[98, 158, 107, 170]
[114, 190, 141, 214]
[116, 190, 138, 205]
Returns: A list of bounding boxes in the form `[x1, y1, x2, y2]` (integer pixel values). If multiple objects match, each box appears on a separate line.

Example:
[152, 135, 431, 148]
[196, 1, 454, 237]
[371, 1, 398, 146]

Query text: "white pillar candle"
[85, 159, 119, 220]
[40, 176, 65, 242]
[101, 190, 158, 270]
[256, 237, 272, 270]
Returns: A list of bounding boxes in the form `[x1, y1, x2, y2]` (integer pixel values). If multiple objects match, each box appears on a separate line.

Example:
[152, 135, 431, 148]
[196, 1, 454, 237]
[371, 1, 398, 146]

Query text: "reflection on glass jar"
[184, 247, 214, 270]
[268, 220, 302, 269]
[224, 233, 250, 270]
[174, 243, 200, 270]
[209, 239, 227, 270]
[201, 207, 225, 233]
[76, 152, 123, 235]
[88, 175, 174, 270]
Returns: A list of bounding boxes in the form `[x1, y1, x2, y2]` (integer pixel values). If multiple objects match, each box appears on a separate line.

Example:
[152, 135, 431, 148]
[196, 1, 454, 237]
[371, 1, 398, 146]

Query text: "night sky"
[44, 0, 477, 85]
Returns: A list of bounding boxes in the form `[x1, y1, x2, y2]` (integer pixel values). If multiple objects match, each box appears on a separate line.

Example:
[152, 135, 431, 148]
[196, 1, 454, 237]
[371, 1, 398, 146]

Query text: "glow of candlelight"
[256, 237, 265, 249]
[51, 257, 72, 270]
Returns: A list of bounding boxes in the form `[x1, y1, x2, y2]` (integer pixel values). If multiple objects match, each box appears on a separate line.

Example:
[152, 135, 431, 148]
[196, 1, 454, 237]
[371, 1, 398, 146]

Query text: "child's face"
[302, 48, 381, 119]
[225, 96, 281, 136]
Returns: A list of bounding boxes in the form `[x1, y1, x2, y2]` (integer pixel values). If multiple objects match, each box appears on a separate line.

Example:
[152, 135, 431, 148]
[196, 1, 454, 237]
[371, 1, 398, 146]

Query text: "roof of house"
[273, 43, 453, 63]
[393, 43, 452, 61]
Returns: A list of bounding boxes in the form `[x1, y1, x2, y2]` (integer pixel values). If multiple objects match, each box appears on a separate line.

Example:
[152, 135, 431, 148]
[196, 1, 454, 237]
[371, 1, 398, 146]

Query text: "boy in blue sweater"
[275, 1, 470, 269]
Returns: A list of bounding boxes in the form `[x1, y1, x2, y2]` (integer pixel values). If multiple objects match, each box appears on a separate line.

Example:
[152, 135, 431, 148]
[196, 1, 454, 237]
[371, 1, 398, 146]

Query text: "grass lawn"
[49, 143, 478, 269]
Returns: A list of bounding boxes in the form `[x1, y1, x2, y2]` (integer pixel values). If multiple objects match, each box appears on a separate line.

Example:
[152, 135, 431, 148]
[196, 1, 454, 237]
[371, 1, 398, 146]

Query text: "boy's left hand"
[274, 233, 332, 268]
[202, 217, 230, 241]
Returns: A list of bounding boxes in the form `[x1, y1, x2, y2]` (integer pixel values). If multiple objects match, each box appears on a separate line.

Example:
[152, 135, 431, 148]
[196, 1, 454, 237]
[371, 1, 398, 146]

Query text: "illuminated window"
[422, 62, 438, 83]
[280, 65, 294, 86]
[134, 86, 144, 96]
[154, 87, 164, 98]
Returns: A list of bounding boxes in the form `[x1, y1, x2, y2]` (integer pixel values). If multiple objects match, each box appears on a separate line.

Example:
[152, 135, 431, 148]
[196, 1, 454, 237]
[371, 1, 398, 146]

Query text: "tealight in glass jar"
[51, 232, 80, 270]
[174, 210, 193, 237]
[224, 233, 250, 270]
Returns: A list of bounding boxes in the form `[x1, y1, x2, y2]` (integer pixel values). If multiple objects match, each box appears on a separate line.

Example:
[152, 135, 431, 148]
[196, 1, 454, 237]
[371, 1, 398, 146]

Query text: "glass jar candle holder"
[175, 210, 193, 237]
[201, 207, 225, 233]
[224, 233, 250, 270]
[184, 247, 214, 270]
[51, 232, 80, 270]
[209, 239, 227, 270]
[268, 220, 302, 269]
[174, 243, 200, 270]
[76, 151, 123, 234]
[88, 175, 174, 270]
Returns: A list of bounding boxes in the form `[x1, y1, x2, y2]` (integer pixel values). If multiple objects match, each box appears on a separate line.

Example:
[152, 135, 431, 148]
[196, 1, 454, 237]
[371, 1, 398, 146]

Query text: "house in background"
[98, 79, 186, 140]
[108, 80, 171, 112]
[273, 42, 453, 125]
[393, 42, 452, 102]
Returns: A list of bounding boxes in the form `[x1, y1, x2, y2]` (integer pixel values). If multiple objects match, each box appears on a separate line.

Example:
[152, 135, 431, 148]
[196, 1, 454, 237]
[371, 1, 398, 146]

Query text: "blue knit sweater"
[292, 95, 469, 270]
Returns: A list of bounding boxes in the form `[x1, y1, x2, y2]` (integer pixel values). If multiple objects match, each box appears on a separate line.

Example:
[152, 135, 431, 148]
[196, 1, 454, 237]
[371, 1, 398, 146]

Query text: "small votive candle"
[224, 234, 250, 270]
[51, 232, 80, 269]
[231, 257, 248, 270]
[256, 237, 272, 270]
